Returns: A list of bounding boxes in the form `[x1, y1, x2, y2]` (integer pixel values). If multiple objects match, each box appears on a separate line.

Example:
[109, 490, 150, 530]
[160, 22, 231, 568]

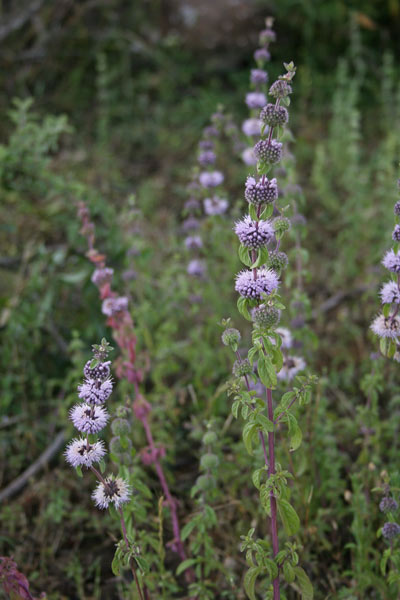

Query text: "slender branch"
[0, 430, 65, 503]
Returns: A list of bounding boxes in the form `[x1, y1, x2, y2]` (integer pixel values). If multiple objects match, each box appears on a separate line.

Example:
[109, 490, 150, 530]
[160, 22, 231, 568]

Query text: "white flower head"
[380, 281, 400, 305]
[275, 327, 293, 349]
[277, 356, 306, 382]
[92, 475, 131, 510]
[65, 438, 106, 468]
[69, 403, 109, 434]
[371, 314, 400, 339]
[78, 378, 113, 405]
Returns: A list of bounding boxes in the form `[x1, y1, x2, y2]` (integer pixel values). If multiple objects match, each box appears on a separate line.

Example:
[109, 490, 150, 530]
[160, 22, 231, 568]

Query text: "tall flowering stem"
[77, 202, 194, 583]
[222, 26, 316, 600]
[371, 178, 400, 358]
[64, 338, 145, 599]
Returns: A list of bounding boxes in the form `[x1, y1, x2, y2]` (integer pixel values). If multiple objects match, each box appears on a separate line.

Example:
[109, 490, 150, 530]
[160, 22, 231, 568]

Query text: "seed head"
[232, 358, 252, 378]
[221, 328, 241, 347]
[252, 304, 280, 329]
[273, 216, 291, 236]
[267, 251, 289, 271]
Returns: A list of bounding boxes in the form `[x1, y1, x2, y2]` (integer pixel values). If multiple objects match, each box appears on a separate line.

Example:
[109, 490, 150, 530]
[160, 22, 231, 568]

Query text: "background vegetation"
[1, 0, 400, 598]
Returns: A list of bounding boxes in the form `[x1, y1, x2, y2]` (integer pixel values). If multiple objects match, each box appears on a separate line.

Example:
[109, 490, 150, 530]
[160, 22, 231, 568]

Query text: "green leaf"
[176, 558, 198, 576]
[244, 566, 263, 600]
[265, 558, 278, 580]
[251, 247, 270, 268]
[239, 244, 253, 267]
[283, 561, 295, 583]
[293, 566, 313, 600]
[287, 413, 302, 452]
[383, 303, 391, 318]
[249, 204, 258, 221]
[232, 400, 240, 419]
[252, 468, 263, 490]
[256, 413, 274, 433]
[243, 421, 258, 455]
[75, 465, 83, 478]
[181, 519, 198, 541]
[134, 556, 149, 574]
[258, 354, 277, 388]
[277, 499, 300, 536]
[111, 553, 121, 576]
[381, 548, 391, 576]
[237, 296, 252, 321]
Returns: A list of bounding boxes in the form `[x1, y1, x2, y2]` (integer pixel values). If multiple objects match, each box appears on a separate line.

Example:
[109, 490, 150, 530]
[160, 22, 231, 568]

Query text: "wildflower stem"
[235, 350, 269, 469]
[266, 387, 280, 599]
[119, 507, 146, 600]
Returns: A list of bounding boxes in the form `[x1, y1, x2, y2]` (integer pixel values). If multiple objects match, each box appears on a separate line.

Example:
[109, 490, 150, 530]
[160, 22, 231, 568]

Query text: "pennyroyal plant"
[65, 338, 146, 600]
[222, 45, 316, 600]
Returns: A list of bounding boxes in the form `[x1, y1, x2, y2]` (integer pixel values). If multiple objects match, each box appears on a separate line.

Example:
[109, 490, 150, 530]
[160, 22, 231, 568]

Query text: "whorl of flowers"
[371, 178, 400, 359]
[65, 339, 130, 510]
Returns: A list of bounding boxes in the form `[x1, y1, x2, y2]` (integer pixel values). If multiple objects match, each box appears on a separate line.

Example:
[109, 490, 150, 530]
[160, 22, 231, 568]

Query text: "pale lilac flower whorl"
[234, 215, 274, 249]
[92, 475, 131, 510]
[198, 151, 217, 167]
[241, 147, 257, 166]
[235, 268, 279, 300]
[259, 28, 276, 45]
[199, 171, 224, 188]
[380, 281, 400, 304]
[65, 438, 106, 468]
[254, 48, 271, 62]
[204, 196, 229, 216]
[70, 403, 109, 433]
[275, 327, 293, 349]
[242, 118, 263, 137]
[91, 267, 114, 287]
[277, 356, 306, 382]
[380, 497, 399, 513]
[182, 217, 200, 232]
[102, 296, 128, 317]
[187, 259, 206, 277]
[382, 522, 400, 540]
[245, 176, 278, 206]
[393, 225, 400, 242]
[251, 69, 268, 85]
[371, 314, 400, 339]
[78, 378, 113, 405]
[245, 92, 267, 109]
[184, 236, 203, 250]
[199, 139, 214, 151]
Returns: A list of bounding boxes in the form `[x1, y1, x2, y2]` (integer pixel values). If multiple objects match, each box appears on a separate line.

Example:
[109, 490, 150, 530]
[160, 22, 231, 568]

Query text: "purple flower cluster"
[371, 180, 400, 351]
[235, 268, 279, 300]
[234, 215, 274, 249]
[65, 340, 130, 510]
